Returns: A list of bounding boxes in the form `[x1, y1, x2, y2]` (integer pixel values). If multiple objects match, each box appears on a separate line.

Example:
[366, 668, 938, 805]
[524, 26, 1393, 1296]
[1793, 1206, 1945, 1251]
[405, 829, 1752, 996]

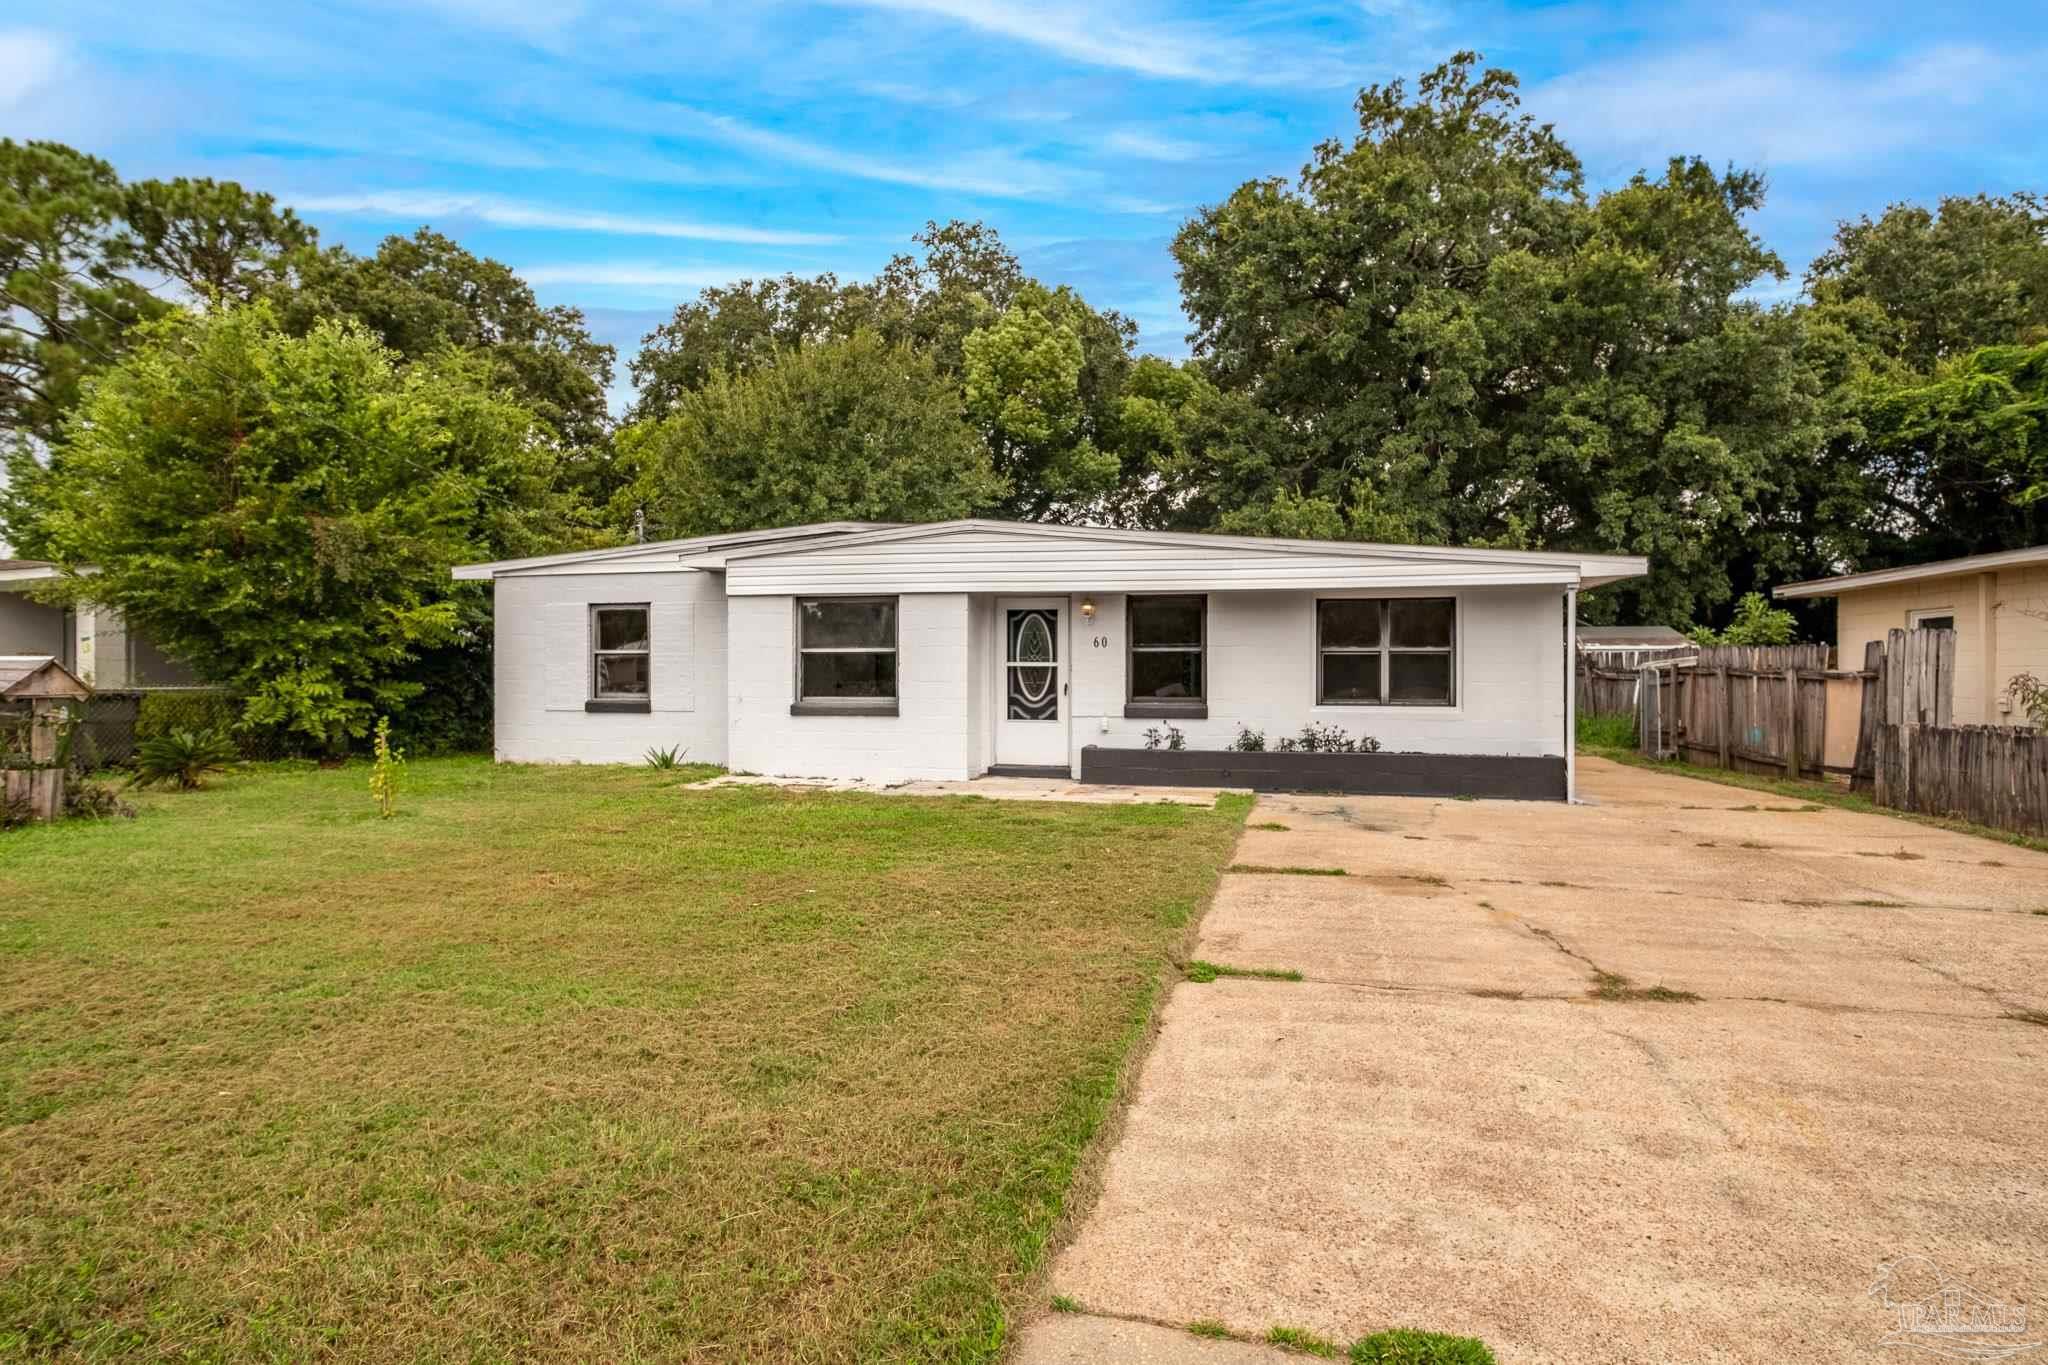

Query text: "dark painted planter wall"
[1080, 746, 1568, 802]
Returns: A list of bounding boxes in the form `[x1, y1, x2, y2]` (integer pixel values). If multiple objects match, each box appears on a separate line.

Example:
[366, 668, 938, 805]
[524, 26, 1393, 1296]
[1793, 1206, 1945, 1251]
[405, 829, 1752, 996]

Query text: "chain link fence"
[67, 689, 298, 773]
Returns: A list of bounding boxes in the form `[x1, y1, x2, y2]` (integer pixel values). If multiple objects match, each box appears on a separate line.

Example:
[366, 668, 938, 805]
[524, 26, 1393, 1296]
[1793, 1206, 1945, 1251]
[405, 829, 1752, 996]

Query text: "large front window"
[1317, 598, 1456, 706]
[797, 597, 898, 701]
[1128, 594, 1205, 710]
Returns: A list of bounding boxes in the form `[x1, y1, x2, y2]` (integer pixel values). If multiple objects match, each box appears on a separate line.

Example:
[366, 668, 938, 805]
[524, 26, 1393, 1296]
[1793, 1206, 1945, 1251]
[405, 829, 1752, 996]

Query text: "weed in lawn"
[1227, 863, 1348, 877]
[1186, 960, 1305, 983]
[1350, 1328, 1498, 1363]
[1591, 970, 1700, 1004]
[0, 758, 1249, 1360]
[1250, 822, 1291, 831]
[1738, 840, 1770, 850]
[1468, 988, 1524, 1000]
[1188, 1319, 1234, 1339]
[1850, 899, 1908, 908]
[1269, 1324, 1344, 1356]
[1050, 1295, 1082, 1314]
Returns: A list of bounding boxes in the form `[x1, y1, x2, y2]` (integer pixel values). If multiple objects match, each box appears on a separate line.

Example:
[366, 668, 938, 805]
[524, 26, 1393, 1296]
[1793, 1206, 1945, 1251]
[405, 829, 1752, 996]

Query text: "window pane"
[800, 651, 898, 699]
[1389, 598, 1454, 649]
[595, 608, 648, 652]
[1320, 652, 1381, 703]
[1318, 600, 1381, 649]
[595, 653, 649, 697]
[1130, 596, 1203, 647]
[800, 599, 896, 649]
[1132, 649, 1201, 700]
[1389, 652, 1453, 703]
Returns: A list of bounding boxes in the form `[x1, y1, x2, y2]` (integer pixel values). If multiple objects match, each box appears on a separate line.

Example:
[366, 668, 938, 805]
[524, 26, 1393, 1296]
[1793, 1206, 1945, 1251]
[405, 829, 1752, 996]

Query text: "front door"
[994, 597, 1069, 769]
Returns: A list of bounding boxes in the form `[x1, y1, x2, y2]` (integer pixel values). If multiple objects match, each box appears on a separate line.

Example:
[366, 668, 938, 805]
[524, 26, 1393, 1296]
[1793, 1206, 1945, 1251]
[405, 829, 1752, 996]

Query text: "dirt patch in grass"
[1226, 863, 1349, 877]
[0, 759, 1249, 1361]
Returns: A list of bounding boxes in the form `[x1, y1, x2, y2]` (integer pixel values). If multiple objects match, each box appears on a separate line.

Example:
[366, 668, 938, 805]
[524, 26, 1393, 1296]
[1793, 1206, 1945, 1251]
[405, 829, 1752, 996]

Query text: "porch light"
[1080, 597, 1096, 619]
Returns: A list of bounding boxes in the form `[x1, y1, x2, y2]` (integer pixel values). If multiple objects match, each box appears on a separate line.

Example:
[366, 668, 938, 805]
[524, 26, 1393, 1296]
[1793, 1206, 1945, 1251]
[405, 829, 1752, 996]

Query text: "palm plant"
[128, 728, 239, 790]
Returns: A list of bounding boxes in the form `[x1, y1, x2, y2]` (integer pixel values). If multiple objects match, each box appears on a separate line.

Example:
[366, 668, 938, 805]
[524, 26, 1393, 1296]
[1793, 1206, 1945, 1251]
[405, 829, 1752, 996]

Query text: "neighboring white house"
[0, 560, 194, 688]
[454, 520, 1649, 800]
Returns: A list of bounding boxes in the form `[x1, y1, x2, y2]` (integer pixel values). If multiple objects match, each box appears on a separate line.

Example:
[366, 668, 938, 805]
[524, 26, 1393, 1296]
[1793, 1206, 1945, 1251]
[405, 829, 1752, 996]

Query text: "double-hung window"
[590, 604, 651, 705]
[1317, 598, 1456, 706]
[795, 597, 898, 713]
[1127, 594, 1206, 717]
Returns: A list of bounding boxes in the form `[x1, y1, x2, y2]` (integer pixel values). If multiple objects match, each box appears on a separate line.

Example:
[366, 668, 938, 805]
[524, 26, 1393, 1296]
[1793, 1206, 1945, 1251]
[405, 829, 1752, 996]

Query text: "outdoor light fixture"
[1080, 597, 1096, 618]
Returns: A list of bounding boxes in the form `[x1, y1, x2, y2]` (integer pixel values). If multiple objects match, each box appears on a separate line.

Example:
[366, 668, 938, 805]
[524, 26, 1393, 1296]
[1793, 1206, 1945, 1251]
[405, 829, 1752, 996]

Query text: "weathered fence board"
[1875, 723, 2047, 837]
[1577, 646, 1694, 716]
[1635, 643, 1845, 777]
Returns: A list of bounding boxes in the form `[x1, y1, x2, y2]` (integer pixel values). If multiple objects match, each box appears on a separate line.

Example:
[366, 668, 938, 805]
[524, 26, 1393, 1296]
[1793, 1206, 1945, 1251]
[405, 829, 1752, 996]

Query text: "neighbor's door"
[994, 597, 1069, 769]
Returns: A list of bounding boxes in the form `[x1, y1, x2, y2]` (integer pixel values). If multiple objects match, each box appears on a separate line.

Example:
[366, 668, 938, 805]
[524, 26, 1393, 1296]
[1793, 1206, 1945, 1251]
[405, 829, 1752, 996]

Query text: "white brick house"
[456, 520, 1648, 799]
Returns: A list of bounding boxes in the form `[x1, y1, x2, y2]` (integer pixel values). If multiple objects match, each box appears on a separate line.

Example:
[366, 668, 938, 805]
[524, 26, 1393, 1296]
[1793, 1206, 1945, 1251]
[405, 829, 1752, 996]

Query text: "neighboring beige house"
[0, 560, 194, 688]
[1776, 545, 2048, 725]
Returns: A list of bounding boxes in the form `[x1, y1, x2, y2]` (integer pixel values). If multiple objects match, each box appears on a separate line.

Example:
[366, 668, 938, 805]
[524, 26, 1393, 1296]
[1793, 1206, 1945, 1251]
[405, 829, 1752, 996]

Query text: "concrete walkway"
[1014, 758, 2048, 1364]
[690, 772, 1234, 806]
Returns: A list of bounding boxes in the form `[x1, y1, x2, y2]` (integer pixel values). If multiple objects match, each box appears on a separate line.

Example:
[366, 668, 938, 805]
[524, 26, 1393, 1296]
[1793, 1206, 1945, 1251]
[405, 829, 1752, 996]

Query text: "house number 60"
[1091, 635, 1110, 649]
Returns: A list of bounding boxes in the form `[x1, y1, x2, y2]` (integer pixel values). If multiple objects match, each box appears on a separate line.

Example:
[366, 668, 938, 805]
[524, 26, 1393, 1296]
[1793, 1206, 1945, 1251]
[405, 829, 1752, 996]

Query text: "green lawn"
[0, 760, 1250, 1361]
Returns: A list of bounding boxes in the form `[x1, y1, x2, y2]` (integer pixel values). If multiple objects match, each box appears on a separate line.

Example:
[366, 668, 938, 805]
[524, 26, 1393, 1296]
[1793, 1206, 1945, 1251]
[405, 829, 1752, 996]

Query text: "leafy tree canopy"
[30, 303, 600, 749]
[1168, 54, 1834, 623]
[619, 328, 1005, 537]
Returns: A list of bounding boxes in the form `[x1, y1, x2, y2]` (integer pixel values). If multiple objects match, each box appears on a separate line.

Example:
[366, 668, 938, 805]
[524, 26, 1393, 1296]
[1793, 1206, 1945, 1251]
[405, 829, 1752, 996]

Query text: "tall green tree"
[1808, 193, 2048, 373]
[1168, 53, 1839, 623]
[276, 230, 618, 487]
[119, 176, 315, 303]
[32, 303, 597, 750]
[0, 141, 167, 457]
[619, 329, 1004, 537]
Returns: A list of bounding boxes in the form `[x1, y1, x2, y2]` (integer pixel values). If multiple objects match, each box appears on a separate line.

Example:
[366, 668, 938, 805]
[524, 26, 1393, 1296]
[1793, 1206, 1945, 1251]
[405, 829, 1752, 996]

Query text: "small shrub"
[1231, 725, 1267, 752]
[2008, 672, 2048, 728]
[1686, 592, 1796, 647]
[645, 743, 689, 769]
[369, 716, 405, 819]
[127, 728, 237, 790]
[1, 789, 34, 830]
[1143, 725, 1187, 751]
[1289, 722, 1380, 753]
[1350, 1329, 1497, 1364]
[64, 779, 136, 821]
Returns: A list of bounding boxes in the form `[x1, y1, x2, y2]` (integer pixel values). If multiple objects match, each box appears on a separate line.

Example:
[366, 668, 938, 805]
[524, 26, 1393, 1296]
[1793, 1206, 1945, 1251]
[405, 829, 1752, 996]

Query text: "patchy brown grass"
[0, 759, 1250, 1361]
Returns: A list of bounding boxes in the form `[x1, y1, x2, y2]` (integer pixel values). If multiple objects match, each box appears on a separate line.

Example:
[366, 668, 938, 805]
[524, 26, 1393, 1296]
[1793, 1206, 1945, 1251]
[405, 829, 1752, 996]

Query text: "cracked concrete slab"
[1017, 757, 2048, 1365]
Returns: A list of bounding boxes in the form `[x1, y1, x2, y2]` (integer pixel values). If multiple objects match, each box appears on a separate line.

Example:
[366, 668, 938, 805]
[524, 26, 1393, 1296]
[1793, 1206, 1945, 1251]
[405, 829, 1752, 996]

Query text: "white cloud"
[0, 29, 73, 114]
[1531, 35, 2037, 171]
[1101, 128, 1208, 162]
[289, 190, 842, 245]
[516, 262, 805, 289]
[824, 0, 1361, 87]
[678, 108, 1088, 200]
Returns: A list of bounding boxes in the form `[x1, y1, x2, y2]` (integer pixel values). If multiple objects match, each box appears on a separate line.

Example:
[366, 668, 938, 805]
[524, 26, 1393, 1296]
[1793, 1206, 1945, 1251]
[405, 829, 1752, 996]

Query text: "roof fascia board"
[719, 518, 1645, 579]
[1775, 545, 2048, 599]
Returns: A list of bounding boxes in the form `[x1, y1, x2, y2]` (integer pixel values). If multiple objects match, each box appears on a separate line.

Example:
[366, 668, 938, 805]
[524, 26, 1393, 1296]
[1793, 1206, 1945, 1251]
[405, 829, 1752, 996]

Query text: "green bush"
[1350, 1329, 1497, 1364]
[134, 692, 241, 743]
[64, 778, 136, 820]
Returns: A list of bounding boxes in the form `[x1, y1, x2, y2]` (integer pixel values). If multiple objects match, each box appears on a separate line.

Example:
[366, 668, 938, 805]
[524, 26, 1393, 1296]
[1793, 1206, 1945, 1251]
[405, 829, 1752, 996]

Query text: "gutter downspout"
[1565, 585, 1578, 802]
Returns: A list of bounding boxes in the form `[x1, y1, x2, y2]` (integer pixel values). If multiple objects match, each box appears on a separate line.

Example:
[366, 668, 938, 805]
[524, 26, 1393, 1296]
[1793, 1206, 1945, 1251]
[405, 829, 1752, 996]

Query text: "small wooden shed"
[2, 655, 91, 821]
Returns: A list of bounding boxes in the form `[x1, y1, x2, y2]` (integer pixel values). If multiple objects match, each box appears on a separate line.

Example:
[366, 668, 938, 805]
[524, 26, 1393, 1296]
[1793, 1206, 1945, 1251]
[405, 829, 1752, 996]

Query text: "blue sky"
[6, 0, 2045, 410]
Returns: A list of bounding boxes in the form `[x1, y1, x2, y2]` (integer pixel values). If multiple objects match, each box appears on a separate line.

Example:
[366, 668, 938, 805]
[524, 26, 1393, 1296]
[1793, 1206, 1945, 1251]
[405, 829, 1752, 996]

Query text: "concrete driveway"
[1016, 757, 2048, 1365]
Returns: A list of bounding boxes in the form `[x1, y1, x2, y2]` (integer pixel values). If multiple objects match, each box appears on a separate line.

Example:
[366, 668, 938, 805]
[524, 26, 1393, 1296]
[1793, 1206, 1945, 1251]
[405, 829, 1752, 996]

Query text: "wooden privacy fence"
[1875, 723, 2048, 837]
[1577, 646, 1695, 716]
[1636, 643, 1845, 779]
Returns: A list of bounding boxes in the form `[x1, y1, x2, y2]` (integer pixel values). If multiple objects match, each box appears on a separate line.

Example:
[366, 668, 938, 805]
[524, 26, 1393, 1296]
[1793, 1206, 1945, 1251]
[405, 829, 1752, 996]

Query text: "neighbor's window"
[1128, 594, 1206, 703]
[591, 605, 651, 699]
[1317, 598, 1456, 706]
[797, 597, 898, 701]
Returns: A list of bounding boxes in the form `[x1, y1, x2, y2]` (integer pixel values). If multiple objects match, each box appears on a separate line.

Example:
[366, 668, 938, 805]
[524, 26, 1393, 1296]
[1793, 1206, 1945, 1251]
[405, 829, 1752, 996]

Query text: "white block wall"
[492, 569, 728, 764]
[1066, 587, 1570, 766]
[727, 593, 978, 782]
